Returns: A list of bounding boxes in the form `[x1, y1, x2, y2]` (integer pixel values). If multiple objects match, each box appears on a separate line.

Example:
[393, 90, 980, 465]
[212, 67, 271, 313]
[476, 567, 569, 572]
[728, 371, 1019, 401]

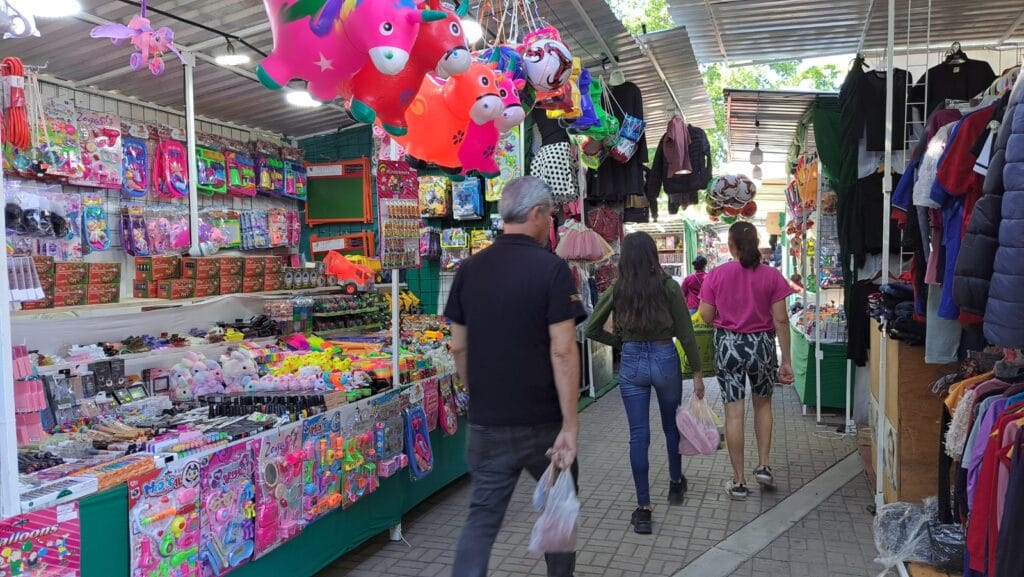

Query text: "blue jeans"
[453, 423, 577, 577]
[619, 341, 683, 507]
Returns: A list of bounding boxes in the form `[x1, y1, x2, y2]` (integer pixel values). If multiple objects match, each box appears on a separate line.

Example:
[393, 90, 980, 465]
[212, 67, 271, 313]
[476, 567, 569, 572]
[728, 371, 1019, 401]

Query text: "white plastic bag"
[529, 465, 579, 554]
[677, 397, 721, 456]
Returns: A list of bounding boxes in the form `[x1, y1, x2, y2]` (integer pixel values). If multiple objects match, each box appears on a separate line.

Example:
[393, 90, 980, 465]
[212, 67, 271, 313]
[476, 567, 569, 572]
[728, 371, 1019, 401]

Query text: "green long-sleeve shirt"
[585, 275, 703, 373]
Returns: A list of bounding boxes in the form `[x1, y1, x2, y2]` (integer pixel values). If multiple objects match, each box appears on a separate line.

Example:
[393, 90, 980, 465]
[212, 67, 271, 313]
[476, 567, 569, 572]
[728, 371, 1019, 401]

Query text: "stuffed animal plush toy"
[221, 348, 259, 393]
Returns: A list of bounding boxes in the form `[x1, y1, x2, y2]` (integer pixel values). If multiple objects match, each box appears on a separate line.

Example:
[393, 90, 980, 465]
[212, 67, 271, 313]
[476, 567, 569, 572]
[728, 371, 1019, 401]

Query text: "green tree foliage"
[608, 0, 673, 34]
[702, 62, 843, 166]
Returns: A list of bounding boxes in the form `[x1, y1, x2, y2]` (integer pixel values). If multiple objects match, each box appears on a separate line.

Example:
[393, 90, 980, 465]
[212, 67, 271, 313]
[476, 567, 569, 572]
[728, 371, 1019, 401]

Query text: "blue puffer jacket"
[985, 77, 1024, 347]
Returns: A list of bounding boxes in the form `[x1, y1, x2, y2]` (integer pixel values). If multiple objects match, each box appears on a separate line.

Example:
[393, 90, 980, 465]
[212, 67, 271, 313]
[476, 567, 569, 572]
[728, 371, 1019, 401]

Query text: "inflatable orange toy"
[396, 61, 505, 172]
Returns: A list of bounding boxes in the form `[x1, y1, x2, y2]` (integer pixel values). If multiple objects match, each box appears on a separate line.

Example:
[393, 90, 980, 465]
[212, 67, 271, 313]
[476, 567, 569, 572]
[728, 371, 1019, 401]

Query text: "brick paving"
[319, 380, 878, 577]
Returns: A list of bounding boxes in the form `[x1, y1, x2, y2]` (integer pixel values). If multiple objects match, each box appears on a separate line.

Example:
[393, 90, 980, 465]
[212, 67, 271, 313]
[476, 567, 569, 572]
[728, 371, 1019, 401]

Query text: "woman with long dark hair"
[587, 232, 704, 534]
[698, 222, 794, 501]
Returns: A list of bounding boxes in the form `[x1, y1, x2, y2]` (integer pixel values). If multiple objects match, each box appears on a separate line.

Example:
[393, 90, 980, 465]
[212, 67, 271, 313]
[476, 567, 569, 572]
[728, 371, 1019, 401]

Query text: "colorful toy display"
[283, 160, 307, 200]
[340, 420, 378, 508]
[300, 410, 343, 521]
[323, 251, 376, 294]
[458, 71, 525, 178]
[0, 502, 80, 577]
[82, 194, 110, 252]
[200, 444, 256, 576]
[396, 61, 505, 171]
[256, 154, 284, 197]
[347, 0, 470, 135]
[707, 174, 758, 222]
[485, 126, 523, 202]
[418, 175, 450, 217]
[171, 352, 224, 401]
[253, 423, 305, 558]
[128, 458, 202, 577]
[196, 146, 227, 196]
[258, 0, 446, 102]
[40, 97, 84, 180]
[89, 0, 185, 76]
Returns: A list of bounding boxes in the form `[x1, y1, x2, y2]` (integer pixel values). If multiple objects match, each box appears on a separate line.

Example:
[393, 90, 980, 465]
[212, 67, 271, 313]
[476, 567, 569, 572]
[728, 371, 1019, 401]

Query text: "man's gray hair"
[499, 176, 554, 224]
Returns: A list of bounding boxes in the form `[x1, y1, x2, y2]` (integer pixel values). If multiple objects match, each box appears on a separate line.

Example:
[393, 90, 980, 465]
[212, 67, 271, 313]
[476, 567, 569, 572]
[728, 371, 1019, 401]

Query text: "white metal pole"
[392, 269, 401, 388]
[0, 141, 20, 518]
[876, 0, 896, 509]
[815, 159, 823, 423]
[183, 52, 201, 253]
[845, 359, 855, 433]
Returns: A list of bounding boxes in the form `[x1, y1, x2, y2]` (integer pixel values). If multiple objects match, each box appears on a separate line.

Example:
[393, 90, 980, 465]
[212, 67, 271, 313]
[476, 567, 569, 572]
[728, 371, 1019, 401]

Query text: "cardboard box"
[21, 296, 55, 310]
[220, 275, 243, 295]
[263, 273, 284, 292]
[194, 277, 220, 298]
[264, 256, 283, 275]
[182, 257, 221, 280]
[219, 257, 244, 277]
[38, 275, 55, 293]
[55, 262, 88, 287]
[133, 281, 158, 299]
[243, 256, 265, 278]
[242, 275, 264, 293]
[87, 262, 122, 284]
[87, 283, 121, 305]
[157, 279, 195, 300]
[33, 256, 55, 279]
[135, 255, 181, 281]
[54, 287, 87, 307]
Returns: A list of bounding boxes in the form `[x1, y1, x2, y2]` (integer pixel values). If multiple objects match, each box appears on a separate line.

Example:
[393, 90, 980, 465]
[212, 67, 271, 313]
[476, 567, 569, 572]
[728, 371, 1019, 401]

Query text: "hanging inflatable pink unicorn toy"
[258, 0, 446, 103]
[89, 0, 185, 76]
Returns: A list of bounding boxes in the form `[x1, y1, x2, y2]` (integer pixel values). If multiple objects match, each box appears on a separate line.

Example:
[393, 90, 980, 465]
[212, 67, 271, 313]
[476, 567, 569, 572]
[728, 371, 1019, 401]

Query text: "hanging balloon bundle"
[89, 0, 186, 75]
[705, 174, 758, 223]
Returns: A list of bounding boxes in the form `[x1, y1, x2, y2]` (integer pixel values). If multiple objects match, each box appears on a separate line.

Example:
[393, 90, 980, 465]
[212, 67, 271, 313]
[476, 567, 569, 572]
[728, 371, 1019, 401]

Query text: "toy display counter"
[79, 421, 467, 577]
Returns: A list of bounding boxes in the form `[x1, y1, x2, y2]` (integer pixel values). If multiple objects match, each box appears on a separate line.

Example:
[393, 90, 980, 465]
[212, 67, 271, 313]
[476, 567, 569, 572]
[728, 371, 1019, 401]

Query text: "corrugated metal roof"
[666, 0, 1024, 64]
[725, 89, 823, 166]
[1, 0, 711, 141]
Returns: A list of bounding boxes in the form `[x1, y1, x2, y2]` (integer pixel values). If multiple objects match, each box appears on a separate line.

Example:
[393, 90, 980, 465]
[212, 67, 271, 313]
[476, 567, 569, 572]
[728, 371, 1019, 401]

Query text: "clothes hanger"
[945, 42, 968, 65]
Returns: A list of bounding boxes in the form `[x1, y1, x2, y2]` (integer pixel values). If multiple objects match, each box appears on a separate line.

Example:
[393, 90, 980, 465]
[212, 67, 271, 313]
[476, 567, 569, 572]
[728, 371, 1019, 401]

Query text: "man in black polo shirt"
[446, 176, 584, 577]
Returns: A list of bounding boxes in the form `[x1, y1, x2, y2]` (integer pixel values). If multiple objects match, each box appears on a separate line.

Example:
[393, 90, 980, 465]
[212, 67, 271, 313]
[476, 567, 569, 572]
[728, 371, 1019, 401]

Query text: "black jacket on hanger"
[586, 81, 647, 202]
[839, 59, 913, 151]
[645, 125, 712, 219]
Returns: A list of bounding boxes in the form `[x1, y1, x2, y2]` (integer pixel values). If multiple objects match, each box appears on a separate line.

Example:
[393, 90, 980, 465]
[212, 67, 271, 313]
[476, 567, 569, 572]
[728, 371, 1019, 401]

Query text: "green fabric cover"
[790, 326, 852, 410]
[80, 421, 468, 577]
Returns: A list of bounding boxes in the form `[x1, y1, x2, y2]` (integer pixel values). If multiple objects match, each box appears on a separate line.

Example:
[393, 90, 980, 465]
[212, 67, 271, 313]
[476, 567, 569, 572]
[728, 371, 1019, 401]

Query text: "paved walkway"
[319, 380, 880, 577]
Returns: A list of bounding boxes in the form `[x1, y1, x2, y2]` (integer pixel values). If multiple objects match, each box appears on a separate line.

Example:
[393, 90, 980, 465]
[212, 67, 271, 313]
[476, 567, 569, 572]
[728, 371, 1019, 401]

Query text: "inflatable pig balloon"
[458, 72, 525, 178]
[258, 0, 447, 102]
[347, 0, 471, 135]
[396, 61, 505, 172]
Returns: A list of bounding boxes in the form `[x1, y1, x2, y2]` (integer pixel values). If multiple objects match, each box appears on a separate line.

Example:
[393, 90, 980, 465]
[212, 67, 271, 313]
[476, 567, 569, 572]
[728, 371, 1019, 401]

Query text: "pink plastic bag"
[529, 465, 579, 554]
[677, 397, 720, 456]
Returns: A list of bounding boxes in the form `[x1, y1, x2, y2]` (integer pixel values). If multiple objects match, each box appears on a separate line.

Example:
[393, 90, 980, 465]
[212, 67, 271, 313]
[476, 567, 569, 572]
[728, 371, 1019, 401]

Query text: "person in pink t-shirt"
[698, 222, 794, 501]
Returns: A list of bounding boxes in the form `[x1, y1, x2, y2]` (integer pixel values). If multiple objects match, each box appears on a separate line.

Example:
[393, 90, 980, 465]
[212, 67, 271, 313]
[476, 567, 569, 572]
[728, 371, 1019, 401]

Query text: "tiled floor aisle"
[319, 380, 880, 577]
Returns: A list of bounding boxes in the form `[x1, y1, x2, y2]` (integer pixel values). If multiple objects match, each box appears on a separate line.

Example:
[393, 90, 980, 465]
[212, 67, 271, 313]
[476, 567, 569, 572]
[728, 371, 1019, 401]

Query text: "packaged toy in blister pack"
[199, 442, 256, 577]
[340, 410, 378, 509]
[204, 209, 241, 249]
[440, 228, 469, 272]
[452, 177, 484, 221]
[283, 161, 307, 200]
[143, 206, 186, 256]
[121, 204, 151, 257]
[154, 136, 189, 198]
[196, 146, 227, 196]
[0, 502, 82, 577]
[6, 181, 84, 261]
[41, 97, 84, 180]
[301, 409, 344, 522]
[197, 213, 228, 252]
[70, 111, 123, 190]
[240, 211, 270, 251]
[419, 229, 441, 261]
[128, 457, 203, 577]
[404, 404, 434, 480]
[122, 136, 150, 198]
[226, 150, 256, 197]
[418, 176, 450, 218]
[438, 376, 459, 436]
[82, 193, 110, 252]
[256, 151, 284, 197]
[286, 210, 301, 247]
[266, 208, 289, 247]
[370, 390, 404, 461]
[253, 422, 305, 559]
